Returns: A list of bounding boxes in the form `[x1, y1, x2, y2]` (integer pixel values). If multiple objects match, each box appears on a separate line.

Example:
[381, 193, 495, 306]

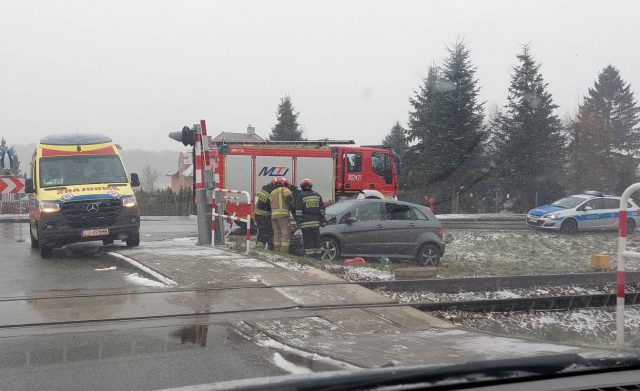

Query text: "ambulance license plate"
[81, 228, 109, 238]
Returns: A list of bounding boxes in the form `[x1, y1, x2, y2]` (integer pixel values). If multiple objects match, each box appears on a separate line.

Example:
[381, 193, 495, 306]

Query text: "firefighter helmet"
[274, 177, 283, 187]
[278, 177, 289, 188]
[300, 178, 312, 190]
[270, 178, 277, 186]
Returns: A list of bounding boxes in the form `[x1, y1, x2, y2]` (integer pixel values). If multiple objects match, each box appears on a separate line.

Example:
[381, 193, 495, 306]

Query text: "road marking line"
[107, 252, 177, 286]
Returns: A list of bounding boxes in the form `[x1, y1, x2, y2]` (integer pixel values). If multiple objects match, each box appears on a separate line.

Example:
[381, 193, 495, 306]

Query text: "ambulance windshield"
[39, 155, 128, 187]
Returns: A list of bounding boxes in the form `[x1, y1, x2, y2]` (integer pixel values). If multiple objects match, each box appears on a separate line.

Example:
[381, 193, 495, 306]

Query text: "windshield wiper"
[197, 354, 640, 391]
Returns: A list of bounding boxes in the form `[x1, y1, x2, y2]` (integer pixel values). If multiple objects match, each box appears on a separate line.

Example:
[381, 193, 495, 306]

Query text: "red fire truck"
[210, 140, 400, 220]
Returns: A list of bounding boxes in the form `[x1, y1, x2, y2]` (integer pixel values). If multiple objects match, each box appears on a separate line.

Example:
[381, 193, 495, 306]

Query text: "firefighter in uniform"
[270, 177, 294, 253]
[295, 179, 325, 258]
[255, 178, 276, 249]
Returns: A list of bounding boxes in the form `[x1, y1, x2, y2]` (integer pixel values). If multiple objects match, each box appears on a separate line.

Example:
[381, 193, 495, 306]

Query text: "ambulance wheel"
[126, 232, 140, 247]
[560, 218, 578, 234]
[39, 244, 53, 258]
[628, 219, 636, 233]
[30, 224, 39, 249]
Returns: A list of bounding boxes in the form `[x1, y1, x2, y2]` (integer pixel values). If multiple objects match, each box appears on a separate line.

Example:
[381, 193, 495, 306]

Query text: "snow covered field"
[436, 306, 640, 348]
[247, 228, 640, 281]
[440, 229, 640, 277]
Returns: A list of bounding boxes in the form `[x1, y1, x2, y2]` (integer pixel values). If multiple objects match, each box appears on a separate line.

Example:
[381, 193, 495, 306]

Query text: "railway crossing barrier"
[212, 188, 251, 254]
[617, 183, 640, 346]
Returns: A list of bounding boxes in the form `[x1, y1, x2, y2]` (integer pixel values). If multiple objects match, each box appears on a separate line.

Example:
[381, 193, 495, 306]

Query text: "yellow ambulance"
[26, 134, 141, 258]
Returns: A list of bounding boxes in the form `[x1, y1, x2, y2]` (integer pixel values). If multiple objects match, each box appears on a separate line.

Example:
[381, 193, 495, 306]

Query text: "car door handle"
[375, 224, 383, 228]
[408, 223, 416, 227]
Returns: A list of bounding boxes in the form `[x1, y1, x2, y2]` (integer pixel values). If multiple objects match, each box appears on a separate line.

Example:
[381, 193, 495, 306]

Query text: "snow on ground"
[94, 266, 117, 271]
[375, 284, 632, 304]
[125, 272, 166, 287]
[272, 352, 313, 375]
[323, 264, 394, 282]
[436, 306, 640, 348]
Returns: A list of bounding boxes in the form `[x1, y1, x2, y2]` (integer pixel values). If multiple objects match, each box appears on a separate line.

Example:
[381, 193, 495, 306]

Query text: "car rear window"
[603, 199, 619, 209]
[412, 207, 429, 220]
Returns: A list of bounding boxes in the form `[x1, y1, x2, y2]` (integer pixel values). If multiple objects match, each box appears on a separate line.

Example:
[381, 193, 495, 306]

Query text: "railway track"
[1, 272, 638, 330]
[358, 271, 640, 293]
[414, 292, 640, 313]
[360, 272, 640, 314]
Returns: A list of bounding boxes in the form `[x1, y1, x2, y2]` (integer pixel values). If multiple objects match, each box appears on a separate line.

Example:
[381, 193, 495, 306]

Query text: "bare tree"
[141, 165, 160, 192]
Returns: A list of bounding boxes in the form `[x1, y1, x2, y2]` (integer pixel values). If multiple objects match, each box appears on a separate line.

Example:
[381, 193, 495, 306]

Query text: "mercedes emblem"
[86, 203, 99, 213]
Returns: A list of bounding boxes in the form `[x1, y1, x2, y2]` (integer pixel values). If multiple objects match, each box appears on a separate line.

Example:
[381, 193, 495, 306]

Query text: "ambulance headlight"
[39, 201, 60, 213]
[543, 213, 560, 219]
[122, 195, 137, 208]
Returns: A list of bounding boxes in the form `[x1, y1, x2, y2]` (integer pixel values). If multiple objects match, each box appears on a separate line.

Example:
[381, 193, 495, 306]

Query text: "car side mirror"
[130, 173, 140, 187]
[583, 206, 592, 211]
[346, 216, 358, 224]
[25, 179, 35, 194]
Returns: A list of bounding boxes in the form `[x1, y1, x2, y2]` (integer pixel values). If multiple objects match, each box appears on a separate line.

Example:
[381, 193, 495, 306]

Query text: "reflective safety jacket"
[294, 189, 325, 229]
[255, 183, 274, 217]
[270, 187, 294, 219]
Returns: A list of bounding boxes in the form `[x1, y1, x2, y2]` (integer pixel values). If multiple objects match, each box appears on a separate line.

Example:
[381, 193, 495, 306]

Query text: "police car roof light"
[582, 190, 605, 197]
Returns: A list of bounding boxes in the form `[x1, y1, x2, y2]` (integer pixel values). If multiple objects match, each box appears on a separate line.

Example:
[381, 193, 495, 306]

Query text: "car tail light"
[436, 227, 444, 236]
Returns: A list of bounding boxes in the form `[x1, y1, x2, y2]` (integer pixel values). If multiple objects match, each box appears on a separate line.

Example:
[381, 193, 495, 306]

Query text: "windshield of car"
[5, 1, 640, 390]
[550, 196, 586, 209]
[39, 155, 128, 187]
[325, 200, 358, 217]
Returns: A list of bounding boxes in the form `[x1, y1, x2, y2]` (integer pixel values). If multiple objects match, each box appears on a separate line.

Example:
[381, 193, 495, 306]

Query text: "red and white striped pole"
[194, 130, 204, 191]
[200, 119, 212, 175]
[245, 214, 251, 254]
[211, 199, 216, 246]
[617, 183, 640, 346]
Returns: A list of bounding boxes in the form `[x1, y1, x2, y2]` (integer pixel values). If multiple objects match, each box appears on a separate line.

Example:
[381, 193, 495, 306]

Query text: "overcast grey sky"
[1, 0, 638, 151]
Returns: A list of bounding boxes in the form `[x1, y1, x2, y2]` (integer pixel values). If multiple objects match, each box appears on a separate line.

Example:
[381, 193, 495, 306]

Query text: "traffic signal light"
[168, 126, 196, 146]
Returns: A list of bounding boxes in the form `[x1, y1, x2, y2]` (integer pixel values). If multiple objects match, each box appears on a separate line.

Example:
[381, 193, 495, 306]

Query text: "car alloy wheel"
[418, 244, 440, 267]
[319, 238, 339, 261]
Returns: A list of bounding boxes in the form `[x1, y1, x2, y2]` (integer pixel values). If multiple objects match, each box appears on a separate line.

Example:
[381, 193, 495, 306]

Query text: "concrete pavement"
[101, 238, 604, 368]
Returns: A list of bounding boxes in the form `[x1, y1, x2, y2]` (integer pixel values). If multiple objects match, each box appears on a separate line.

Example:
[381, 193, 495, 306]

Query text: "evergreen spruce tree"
[568, 65, 640, 193]
[491, 45, 565, 211]
[407, 41, 486, 212]
[269, 96, 303, 141]
[8, 146, 20, 176]
[382, 121, 408, 156]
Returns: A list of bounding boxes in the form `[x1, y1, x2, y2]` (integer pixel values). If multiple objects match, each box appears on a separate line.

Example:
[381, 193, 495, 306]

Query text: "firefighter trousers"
[255, 215, 273, 249]
[301, 227, 320, 258]
[271, 217, 290, 253]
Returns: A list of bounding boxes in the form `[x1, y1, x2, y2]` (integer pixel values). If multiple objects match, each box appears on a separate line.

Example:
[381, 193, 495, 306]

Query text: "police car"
[526, 191, 640, 233]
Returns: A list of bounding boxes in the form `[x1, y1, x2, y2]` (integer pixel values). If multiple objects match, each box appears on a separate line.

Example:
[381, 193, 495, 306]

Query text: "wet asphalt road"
[0, 220, 288, 390]
[0, 219, 197, 297]
[0, 323, 285, 391]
